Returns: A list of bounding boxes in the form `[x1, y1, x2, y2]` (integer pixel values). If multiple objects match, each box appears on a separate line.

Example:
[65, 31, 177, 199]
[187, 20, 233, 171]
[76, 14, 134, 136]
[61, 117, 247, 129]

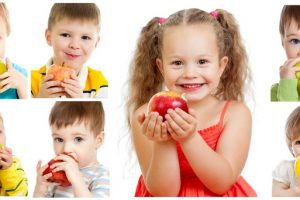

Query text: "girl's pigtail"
[126, 17, 163, 126]
[215, 9, 249, 101]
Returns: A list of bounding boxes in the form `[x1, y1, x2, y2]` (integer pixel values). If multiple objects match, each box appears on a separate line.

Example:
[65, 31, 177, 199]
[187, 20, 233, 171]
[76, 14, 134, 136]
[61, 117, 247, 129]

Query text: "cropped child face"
[0, 119, 6, 146]
[51, 121, 103, 168]
[282, 19, 300, 59]
[292, 135, 300, 157]
[156, 24, 227, 102]
[0, 17, 8, 59]
[45, 18, 100, 73]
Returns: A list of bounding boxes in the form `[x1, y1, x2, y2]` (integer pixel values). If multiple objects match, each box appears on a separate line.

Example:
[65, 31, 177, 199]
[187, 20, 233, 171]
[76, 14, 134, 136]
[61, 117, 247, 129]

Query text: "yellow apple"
[295, 156, 300, 176]
[0, 60, 6, 75]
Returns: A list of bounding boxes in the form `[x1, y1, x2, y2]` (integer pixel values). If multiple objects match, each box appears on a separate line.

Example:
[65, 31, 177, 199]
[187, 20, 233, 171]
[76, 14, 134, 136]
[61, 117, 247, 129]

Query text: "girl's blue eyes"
[74, 137, 83, 143]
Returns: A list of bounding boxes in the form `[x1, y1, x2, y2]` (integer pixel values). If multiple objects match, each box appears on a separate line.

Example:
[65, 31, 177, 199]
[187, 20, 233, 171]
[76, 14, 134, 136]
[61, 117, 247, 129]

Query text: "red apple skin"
[48, 64, 75, 82]
[42, 154, 77, 187]
[148, 91, 189, 121]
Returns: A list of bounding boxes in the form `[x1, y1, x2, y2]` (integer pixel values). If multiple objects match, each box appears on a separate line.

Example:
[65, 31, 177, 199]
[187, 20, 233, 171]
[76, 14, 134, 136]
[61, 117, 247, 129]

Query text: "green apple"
[295, 62, 300, 79]
[0, 60, 6, 75]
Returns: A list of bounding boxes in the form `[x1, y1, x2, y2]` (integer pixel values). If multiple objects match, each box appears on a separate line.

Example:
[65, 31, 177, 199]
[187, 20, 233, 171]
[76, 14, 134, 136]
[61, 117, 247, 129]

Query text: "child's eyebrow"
[286, 33, 300, 38]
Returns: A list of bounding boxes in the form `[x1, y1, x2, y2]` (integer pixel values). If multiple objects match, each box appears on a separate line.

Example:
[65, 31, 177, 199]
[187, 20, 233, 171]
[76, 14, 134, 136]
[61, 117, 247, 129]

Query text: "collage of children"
[0, 0, 299, 199]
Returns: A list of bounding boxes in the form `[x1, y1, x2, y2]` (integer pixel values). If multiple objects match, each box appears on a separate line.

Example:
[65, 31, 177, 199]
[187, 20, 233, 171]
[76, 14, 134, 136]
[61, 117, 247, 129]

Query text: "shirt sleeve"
[0, 156, 28, 196]
[277, 79, 298, 101]
[89, 166, 110, 197]
[272, 160, 294, 186]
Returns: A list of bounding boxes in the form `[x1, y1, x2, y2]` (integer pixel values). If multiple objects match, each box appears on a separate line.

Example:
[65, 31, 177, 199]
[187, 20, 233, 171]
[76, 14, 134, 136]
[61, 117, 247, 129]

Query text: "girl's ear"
[45, 29, 52, 46]
[156, 58, 164, 75]
[219, 56, 228, 77]
[95, 131, 104, 149]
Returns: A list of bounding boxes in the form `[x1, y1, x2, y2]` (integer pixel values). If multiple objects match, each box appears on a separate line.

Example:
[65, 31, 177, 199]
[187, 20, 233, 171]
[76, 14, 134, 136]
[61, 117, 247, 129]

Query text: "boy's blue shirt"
[0, 63, 27, 99]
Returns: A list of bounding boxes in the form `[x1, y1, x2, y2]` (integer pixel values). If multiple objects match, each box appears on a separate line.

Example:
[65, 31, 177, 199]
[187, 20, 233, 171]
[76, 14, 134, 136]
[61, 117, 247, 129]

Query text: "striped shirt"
[46, 163, 109, 198]
[0, 156, 28, 196]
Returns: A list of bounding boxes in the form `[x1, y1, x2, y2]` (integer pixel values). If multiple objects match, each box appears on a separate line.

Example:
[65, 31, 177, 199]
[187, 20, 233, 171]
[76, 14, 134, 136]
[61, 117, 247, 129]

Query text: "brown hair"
[279, 5, 300, 37]
[126, 8, 249, 125]
[0, 3, 10, 35]
[49, 101, 105, 137]
[285, 106, 300, 155]
[48, 3, 101, 31]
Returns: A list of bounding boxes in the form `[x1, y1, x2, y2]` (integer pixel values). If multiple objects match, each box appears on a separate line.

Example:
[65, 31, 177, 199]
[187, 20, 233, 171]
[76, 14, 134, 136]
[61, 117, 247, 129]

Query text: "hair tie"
[210, 10, 218, 19]
[158, 17, 166, 25]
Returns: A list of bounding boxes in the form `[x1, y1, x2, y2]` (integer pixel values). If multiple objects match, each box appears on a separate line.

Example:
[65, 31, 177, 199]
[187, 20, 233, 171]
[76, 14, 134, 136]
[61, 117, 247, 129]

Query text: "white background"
[1, 0, 299, 198]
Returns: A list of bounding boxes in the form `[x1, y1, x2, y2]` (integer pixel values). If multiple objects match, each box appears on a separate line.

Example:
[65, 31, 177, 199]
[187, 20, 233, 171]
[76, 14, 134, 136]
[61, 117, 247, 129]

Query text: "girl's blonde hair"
[285, 106, 300, 155]
[279, 5, 300, 37]
[0, 3, 10, 36]
[126, 8, 249, 126]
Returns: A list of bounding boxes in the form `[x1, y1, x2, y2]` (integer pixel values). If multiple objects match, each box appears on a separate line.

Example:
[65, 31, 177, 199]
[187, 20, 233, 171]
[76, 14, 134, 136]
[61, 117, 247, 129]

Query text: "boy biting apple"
[33, 101, 109, 198]
[31, 3, 108, 98]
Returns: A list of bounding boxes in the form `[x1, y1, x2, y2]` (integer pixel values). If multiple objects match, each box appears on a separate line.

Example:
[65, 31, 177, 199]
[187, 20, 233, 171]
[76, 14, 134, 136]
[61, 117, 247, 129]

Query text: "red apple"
[47, 63, 75, 82]
[42, 154, 77, 187]
[147, 91, 189, 121]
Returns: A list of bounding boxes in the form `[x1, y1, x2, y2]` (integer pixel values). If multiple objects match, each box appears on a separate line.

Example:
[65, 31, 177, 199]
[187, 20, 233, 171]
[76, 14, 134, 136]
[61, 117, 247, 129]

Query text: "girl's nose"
[62, 142, 73, 153]
[183, 64, 197, 78]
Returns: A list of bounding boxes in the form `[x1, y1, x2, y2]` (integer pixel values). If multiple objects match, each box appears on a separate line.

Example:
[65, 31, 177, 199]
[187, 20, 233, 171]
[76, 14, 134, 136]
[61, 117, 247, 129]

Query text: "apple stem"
[62, 62, 65, 67]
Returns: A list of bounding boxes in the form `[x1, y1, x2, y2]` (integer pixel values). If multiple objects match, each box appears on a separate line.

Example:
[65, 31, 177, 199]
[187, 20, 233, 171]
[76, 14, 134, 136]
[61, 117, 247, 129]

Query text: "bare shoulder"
[226, 101, 251, 121]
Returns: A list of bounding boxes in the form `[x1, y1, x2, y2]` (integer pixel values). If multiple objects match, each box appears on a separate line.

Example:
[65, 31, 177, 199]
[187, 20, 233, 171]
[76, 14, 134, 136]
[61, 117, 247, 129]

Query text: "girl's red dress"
[135, 101, 257, 197]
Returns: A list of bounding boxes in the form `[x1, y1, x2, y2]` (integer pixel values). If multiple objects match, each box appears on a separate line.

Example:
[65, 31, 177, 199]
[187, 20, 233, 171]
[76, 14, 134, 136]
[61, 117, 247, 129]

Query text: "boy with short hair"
[31, 3, 108, 98]
[33, 101, 109, 197]
[0, 3, 28, 99]
[0, 113, 28, 196]
[271, 5, 300, 101]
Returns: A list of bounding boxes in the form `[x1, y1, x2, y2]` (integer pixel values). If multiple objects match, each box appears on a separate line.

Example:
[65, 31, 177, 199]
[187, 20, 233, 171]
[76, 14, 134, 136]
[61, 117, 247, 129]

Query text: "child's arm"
[272, 179, 300, 196]
[33, 160, 57, 197]
[276, 58, 300, 101]
[61, 73, 83, 98]
[0, 58, 27, 99]
[0, 154, 28, 196]
[166, 101, 251, 195]
[131, 104, 181, 196]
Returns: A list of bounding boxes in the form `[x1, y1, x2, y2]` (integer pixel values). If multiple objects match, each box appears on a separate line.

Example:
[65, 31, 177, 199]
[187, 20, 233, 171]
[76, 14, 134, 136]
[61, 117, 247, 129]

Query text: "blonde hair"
[49, 101, 105, 137]
[48, 3, 101, 32]
[285, 106, 300, 155]
[0, 3, 10, 35]
[279, 5, 300, 37]
[126, 8, 249, 126]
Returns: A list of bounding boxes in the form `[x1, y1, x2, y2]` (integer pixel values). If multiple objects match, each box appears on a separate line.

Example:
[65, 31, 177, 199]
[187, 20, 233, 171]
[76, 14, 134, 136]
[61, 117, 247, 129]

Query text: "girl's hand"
[165, 108, 197, 143]
[280, 57, 300, 79]
[61, 73, 83, 98]
[0, 147, 13, 170]
[140, 112, 171, 142]
[50, 154, 83, 186]
[33, 160, 59, 197]
[37, 74, 65, 98]
[0, 58, 27, 98]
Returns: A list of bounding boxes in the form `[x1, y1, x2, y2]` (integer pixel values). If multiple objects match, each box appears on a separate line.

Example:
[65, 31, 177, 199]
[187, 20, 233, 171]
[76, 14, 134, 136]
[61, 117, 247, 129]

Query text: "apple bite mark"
[147, 91, 189, 121]
[47, 62, 75, 82]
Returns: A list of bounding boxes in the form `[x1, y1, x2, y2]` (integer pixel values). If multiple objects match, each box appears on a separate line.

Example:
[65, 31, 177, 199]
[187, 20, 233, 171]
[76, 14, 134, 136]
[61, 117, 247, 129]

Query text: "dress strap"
[219, 100, 231, 126]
